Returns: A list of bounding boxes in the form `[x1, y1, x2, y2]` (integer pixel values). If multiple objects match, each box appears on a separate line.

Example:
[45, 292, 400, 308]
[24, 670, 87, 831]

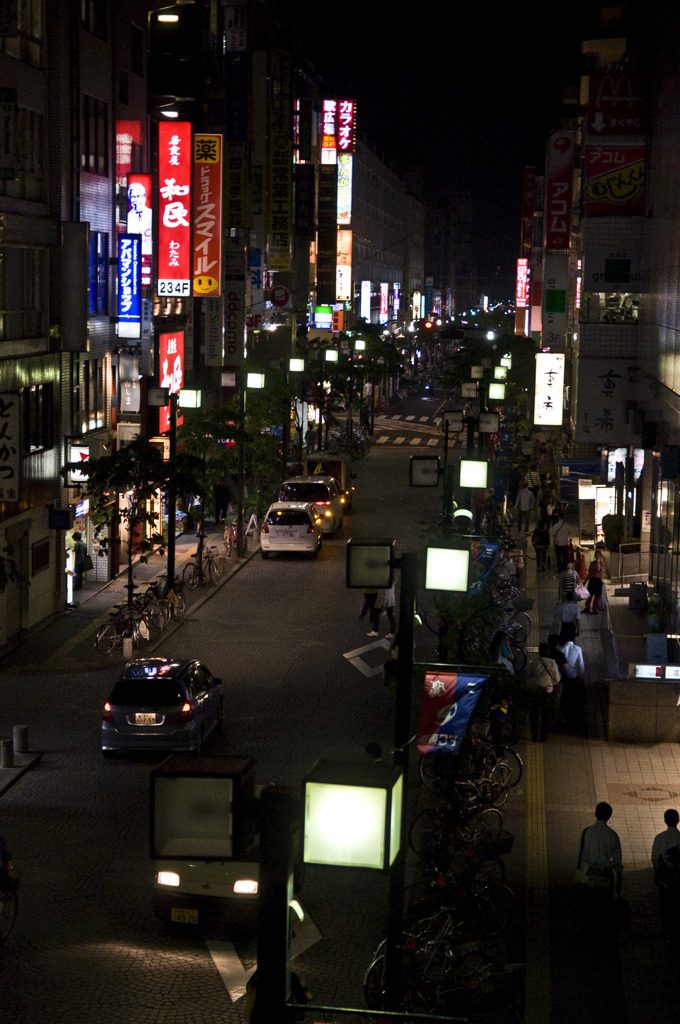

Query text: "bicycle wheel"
[169, 592, 186, 621]
[0, 891, 18, 943]
[207, 557, 222, 584]
[495, 746, 523, 787]
[463, 808, 504, 850]
[146, 604, 168, 632]
[183, 562, 200, 589]
[134, 613, 152, 643]
[363, 954, 385, 1009]
[96, 623, 117, 655]
[224, 530, 233, 556]
[509, 611, 531, 643]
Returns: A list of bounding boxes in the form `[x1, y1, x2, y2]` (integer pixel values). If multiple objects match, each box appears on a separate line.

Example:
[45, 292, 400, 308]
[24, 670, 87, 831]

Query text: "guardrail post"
[13, 725, 28, 754]
[0, 739, 14, 768]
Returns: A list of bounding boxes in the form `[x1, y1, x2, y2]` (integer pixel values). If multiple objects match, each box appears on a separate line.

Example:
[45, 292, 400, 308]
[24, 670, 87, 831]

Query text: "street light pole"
[384, 550, 417, 1010]
[167, 391, 178, 588]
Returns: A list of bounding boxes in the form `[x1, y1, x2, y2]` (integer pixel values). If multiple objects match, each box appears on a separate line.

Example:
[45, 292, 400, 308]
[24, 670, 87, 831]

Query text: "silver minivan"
[278, 475, 344, 534]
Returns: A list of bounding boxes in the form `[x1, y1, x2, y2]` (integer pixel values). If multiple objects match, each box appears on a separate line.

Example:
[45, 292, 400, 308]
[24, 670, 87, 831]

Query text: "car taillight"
[307, 523, 315, 533]
[261, 522, 269, 534]
[177, 702, 194, 723]
[315, 500, 329, 505]
[102, 702, 114, 723]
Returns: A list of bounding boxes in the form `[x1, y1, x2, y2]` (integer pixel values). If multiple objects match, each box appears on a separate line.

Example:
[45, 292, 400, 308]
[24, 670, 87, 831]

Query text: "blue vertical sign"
[118, 233, 141, 339]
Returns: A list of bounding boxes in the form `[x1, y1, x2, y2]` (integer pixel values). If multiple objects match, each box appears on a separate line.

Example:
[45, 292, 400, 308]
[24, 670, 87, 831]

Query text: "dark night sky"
[276, 1, 603, 299]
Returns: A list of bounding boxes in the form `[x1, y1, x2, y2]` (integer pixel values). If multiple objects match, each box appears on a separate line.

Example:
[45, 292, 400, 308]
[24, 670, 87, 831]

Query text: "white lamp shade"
[303, 762, 403, 870]
[425, 547, 470, 591]
[289, 358, 305, 372]
[488, 382, 506, 400]
[246, 372, 265, 389]
[325, 349, 338, 362]
[460, 459, 488, 489]
[494, 366, 507, 380]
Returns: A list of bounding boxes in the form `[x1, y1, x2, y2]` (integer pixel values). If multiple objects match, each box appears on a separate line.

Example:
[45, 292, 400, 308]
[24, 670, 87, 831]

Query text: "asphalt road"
[0, 412, 459, 1024]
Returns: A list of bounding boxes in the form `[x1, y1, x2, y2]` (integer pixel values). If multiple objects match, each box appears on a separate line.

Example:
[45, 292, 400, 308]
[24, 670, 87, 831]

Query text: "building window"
[81, 0, 107, 40]
[89, 232, 108, 313]
[82, 359, 105, 432]
[0, 0, 42, 67]
[81, 96, 108, 176]
[0, 246, 44, 341]
[0, 106, 45, 202]
[21, 383, 53, 453]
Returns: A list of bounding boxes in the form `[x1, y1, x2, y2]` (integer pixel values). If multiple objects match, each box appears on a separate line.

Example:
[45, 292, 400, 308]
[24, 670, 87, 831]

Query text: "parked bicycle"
[94, 603, 151, 655]
[183, 545, 222, 588]
[154, 574, 186, 623]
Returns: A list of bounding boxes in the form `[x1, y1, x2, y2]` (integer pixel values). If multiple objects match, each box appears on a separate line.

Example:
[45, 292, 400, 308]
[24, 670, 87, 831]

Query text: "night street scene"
[2, 3, 680, 1023]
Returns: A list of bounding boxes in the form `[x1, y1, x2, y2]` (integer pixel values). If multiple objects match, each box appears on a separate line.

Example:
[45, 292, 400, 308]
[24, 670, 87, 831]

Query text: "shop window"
[81, 95, 108, 176]
[581, 291, 640, 325]
[21, 383, 53, 453]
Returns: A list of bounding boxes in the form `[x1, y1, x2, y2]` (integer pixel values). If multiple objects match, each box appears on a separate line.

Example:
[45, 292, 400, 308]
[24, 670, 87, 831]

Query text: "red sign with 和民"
[157, 122, 192, 298]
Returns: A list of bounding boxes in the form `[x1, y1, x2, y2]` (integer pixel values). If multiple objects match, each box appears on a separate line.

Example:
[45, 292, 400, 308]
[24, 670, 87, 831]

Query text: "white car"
[260, 501, 323, 559]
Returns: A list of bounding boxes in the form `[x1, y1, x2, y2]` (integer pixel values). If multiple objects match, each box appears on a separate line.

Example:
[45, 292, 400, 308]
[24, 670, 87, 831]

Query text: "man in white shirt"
[578, 802, 623, 932]
[553, 593, 581, 641]
[651, 808, 680, 947]
[558, 638, 586, 731]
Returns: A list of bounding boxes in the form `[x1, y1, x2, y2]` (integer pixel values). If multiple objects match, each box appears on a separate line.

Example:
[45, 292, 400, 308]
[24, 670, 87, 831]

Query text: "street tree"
[64, 435, 203, 605]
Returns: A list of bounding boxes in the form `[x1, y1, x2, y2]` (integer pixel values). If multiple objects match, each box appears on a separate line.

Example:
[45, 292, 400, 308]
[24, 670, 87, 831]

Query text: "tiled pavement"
[520, 526, 680, 1024]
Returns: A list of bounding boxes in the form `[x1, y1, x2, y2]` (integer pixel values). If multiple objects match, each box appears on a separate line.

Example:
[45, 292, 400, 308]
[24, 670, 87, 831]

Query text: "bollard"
[13, 724, 28, 755]
[0, 738, 13, 769]
[122, 637, 134, 659]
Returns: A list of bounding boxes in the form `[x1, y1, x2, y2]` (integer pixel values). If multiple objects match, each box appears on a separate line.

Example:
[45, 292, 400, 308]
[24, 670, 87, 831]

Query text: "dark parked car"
[101, 658, 223, 757]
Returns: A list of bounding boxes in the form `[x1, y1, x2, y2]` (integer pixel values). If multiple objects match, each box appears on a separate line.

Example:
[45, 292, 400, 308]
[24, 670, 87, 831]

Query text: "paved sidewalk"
[519, 526, 680, 1024]
[0, 522, 258, 674]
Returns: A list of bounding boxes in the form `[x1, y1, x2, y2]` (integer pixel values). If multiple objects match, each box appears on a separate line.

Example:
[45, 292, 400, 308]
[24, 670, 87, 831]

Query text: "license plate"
[135, 713, 156, 725]
[171, 907, 198, 925]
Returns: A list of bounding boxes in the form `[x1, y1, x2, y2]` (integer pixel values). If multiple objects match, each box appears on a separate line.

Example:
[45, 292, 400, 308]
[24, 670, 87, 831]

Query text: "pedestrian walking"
[525, 642, 561, 741]
[552, 592, 581, 641]
[576, 802, 623, 934]
[551, 513, 570, 572]
[382, 581, 397, 638]
[584, 556, 604, 615]
[531, 519, 550, 571]
[72, 531, 88, 590]
[651, 808, 680, 948]
[359, 588, 381, 636]
[558, 632, 586, 731]
[305, 423, 317, 453]
[213, 476, 231, 522]
[559, 560, 580, 600]
[514, 483, 535, 533]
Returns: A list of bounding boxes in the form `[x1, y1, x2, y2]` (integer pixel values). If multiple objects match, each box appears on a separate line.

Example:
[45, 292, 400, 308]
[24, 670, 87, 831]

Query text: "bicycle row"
[93, 574, 186, 655]
[363, 712, 525, 1021]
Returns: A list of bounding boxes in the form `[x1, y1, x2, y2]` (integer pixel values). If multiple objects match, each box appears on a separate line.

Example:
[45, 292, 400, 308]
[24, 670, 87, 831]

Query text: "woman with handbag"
[72, 531, 88, 591]
[584, 557, 604, 615]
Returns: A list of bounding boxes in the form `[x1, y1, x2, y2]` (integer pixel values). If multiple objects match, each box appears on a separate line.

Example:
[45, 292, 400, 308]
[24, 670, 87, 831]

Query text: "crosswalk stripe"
[394, 436, 406, 444]
[419, 416, 430, 422]
[409, 437, 421, 445]
[376, 436, 389, 444]
[404, 414, 415, 421]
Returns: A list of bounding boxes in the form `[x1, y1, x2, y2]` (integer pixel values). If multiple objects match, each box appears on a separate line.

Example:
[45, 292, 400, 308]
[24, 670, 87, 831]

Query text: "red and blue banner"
[417, 672, 487, 754]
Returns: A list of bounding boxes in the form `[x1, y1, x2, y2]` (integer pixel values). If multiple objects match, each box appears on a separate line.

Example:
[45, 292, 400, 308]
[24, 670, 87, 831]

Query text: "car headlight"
[234, 878, 258, 894]
[157, 871, 181, 887]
